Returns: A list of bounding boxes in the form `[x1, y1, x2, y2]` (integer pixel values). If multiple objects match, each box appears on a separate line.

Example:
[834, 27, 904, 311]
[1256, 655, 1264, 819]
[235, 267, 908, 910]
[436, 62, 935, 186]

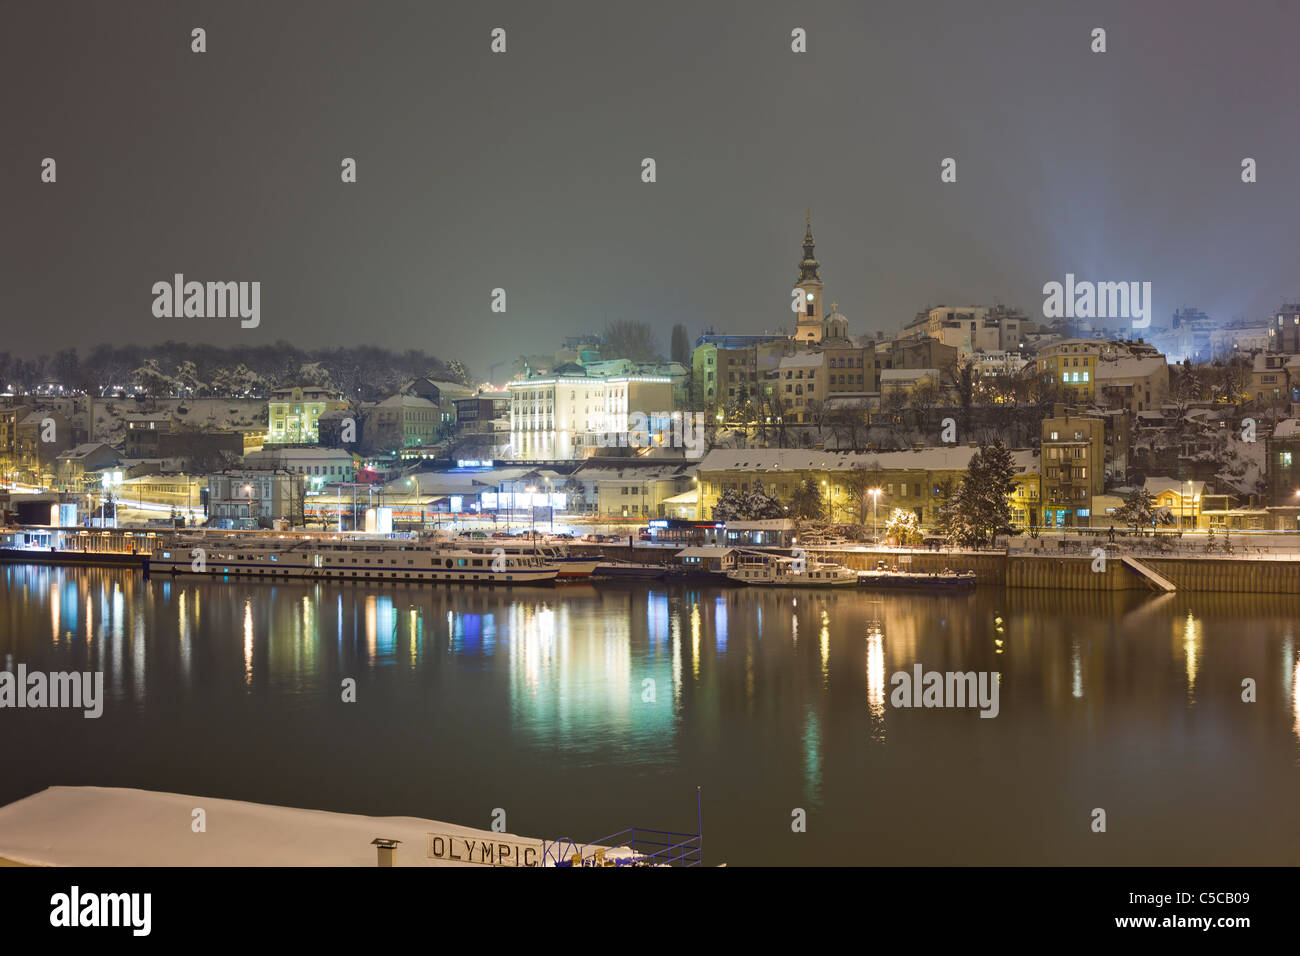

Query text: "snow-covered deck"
[0, 786, 546, 867]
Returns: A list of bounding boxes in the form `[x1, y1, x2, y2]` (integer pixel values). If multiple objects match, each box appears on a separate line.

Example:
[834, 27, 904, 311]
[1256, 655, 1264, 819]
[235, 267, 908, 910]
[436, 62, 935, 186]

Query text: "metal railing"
[549, 827, 702, 867]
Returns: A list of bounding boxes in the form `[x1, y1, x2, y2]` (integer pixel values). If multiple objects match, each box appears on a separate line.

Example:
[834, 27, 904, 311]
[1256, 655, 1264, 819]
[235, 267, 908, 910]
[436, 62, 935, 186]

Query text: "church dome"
[824, 305, 849, 340]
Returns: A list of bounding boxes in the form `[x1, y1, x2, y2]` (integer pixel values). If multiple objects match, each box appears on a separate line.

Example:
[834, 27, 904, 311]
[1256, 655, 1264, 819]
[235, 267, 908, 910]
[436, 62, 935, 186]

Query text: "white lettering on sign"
[426, 832, 541, 867]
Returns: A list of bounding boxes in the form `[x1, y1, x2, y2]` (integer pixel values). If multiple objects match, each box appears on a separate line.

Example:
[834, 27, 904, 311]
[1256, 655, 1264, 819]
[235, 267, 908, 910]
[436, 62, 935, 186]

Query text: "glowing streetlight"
[525, 484, 538, 550]
[869, 487, 882, 543]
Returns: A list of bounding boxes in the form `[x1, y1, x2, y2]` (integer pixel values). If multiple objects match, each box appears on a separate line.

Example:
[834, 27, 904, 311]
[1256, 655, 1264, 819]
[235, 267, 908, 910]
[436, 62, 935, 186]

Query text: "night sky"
[3, 0, 1299, 378]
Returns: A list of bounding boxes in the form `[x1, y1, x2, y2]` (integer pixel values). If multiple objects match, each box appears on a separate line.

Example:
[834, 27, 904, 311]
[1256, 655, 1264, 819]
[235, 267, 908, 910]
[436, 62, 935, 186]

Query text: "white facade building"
[508, 375, 674, 461]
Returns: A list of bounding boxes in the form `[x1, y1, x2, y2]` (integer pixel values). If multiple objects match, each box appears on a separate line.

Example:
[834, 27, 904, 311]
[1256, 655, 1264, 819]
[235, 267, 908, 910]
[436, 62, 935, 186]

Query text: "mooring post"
[697, 785, 703, 866]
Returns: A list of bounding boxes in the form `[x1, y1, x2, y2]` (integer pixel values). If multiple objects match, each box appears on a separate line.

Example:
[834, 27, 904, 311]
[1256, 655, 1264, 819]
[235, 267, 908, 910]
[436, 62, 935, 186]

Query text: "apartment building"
[1040, 407, 1107, 527]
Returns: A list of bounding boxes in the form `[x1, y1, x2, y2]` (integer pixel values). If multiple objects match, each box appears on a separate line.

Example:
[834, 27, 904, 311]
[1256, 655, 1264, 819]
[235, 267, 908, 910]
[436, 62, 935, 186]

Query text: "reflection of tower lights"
[243, 598, 254, 685]
[714, 597, 728, 652]
[365, 595, 377, 657]
[514, 603, 556, 692]
[819, 609, 830, 684]
[690, 603, 700, 678]
[1292, 655, 1300, 745]
[1183, 611, 1201, 701]
[50, 581, 60, 646]
[1071, 639, 1083, 698]
[1286, 632, 1299, 744]
[866, 625, 885, 725]
[671, 609, 682, 704]
[178, 589, 191, 680]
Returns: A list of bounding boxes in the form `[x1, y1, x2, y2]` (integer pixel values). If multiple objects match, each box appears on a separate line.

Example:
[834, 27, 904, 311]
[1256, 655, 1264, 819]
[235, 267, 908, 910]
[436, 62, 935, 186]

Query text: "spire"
[798, 211, 820, 283]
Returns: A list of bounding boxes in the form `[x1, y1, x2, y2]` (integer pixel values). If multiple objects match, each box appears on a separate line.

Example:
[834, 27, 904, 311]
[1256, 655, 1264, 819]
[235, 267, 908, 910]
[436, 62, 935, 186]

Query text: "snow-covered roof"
[779, 352, 825, 369]
[1144, 477, 1207, 498]
[246, 447, 354, 462]
[879, 368, 939, 382]
[1273, 419, 1300, 438]
[0, 786, 545, 867]
[370, 394, 436, 409]
[1095, 356, 1166, 379]
[55, 442, 117, 461]
[574, 463, 686, 478]
[699, 446, 1031, 474]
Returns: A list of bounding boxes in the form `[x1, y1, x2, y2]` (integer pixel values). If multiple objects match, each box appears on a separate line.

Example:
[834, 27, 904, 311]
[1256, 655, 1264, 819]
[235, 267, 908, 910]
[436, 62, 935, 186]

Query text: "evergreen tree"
[788, 477, 826, 521]
[963, 439, 1017, 546]
[743, 480, 786, 520]
[936, 441, 1017, 548]
[711, 488, 745, 522]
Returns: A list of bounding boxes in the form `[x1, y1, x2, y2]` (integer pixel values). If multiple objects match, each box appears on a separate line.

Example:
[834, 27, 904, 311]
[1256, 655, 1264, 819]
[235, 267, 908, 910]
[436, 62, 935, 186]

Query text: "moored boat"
[593, 561, 668, 580]
[150, 534, 559, 585]
[857, 568, 977, 590]
[727, 555, 858, 588]
[449, 536, 600, 581]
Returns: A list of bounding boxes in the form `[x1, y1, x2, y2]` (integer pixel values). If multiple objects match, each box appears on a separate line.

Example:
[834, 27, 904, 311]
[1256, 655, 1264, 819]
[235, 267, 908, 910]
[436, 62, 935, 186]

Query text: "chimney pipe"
[372, 837, 402, 867]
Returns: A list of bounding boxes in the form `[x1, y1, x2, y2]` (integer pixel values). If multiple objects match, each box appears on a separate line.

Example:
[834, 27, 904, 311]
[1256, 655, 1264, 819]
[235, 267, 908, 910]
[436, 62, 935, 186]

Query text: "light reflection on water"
[2, 564, 1300, 865]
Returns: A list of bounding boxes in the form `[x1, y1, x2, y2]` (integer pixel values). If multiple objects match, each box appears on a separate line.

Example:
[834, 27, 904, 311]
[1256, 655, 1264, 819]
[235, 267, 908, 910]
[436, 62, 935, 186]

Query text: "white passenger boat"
[448, 536, 600, 581]
[149, 534, 559, 585]
[727, 555, 858, 588]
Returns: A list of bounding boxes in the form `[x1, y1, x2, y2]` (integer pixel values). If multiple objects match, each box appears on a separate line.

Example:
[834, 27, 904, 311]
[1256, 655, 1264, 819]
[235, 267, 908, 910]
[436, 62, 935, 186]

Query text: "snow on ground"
[89, 398, 266, 444]
[0, 786, 549, 867]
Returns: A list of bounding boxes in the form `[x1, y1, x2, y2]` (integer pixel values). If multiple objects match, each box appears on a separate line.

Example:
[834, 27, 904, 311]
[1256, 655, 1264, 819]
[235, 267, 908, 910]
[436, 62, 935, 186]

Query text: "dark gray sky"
[4, 0, 1299, 379]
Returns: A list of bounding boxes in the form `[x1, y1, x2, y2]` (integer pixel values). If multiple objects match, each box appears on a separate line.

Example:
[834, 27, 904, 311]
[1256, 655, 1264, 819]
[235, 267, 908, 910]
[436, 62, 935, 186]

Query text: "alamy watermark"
[151, 274, 260, 328]
[890, 663, 1000, 718]
[1042, 273, 1152, 329]
[0, 665, 104, 718]
[50, 886, 151, 936]
[593, 411, 705, 457]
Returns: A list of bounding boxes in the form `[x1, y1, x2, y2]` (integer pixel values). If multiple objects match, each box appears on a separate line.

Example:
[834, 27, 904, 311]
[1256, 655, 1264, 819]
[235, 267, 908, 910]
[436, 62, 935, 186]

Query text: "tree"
[788, 477, 826, 521]
[940, 440, 1017, 548]
[841, 462, 883, 528]
[602, 320, 660, 363]
[711, 487, 745, 522]
[933, 476, 976, 547]
[965, 440, 1018, 545]
[826, 402, 869, 450]
[909, 381, 939, 432]
[670, 324, 691, 365]
[557, 478, 587, 514]
[131, 359, 174, 399]
[743, 480, 786, 519]
[884, 507, 921, 546]
[1116, 486, 1156, 533]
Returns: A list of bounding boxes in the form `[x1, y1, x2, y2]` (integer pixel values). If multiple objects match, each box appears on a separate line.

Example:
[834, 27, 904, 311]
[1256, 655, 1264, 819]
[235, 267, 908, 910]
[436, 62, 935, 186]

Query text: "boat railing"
[547, 827, 702, 868]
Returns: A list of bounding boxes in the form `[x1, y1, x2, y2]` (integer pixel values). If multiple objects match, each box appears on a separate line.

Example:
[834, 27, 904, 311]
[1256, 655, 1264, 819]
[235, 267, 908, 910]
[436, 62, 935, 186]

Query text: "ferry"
[149, 534, 559, 585]
[726, 555, 859, 588]
[447, 535, 601, 581]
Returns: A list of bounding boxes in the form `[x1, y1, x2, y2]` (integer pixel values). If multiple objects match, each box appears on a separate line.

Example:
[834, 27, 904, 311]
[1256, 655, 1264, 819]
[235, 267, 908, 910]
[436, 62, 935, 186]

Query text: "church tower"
[794, 211, 824, 345]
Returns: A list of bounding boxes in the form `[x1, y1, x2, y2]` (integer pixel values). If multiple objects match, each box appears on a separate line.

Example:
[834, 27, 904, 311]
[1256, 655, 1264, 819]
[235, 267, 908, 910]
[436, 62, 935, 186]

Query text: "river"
[2, 564, 1298, 865]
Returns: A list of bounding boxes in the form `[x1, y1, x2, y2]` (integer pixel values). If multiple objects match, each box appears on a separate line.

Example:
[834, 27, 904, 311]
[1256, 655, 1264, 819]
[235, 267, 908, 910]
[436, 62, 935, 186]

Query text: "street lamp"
[869, 487, 881, 544]
[525, 485, 537, 552]
[243, 483, 254, 530]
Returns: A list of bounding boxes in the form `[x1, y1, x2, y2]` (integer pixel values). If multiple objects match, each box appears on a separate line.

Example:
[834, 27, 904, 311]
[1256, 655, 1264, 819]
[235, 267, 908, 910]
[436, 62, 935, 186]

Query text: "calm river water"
[2, 564, 1299, 865]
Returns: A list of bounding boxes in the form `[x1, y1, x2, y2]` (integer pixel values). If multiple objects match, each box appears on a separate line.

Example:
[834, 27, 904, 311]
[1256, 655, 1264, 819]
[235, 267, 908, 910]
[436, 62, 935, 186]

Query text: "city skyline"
[5, 0, 1300, 379]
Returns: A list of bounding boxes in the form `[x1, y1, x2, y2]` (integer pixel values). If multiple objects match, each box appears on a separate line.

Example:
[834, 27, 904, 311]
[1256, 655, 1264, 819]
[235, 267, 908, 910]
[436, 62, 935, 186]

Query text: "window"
[1283, 452, 1293, 467]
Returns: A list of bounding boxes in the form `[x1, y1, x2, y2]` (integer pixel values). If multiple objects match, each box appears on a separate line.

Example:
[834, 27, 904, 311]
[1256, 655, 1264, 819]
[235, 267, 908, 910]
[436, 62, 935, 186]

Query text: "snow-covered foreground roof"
[0, 787, 546, 867]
